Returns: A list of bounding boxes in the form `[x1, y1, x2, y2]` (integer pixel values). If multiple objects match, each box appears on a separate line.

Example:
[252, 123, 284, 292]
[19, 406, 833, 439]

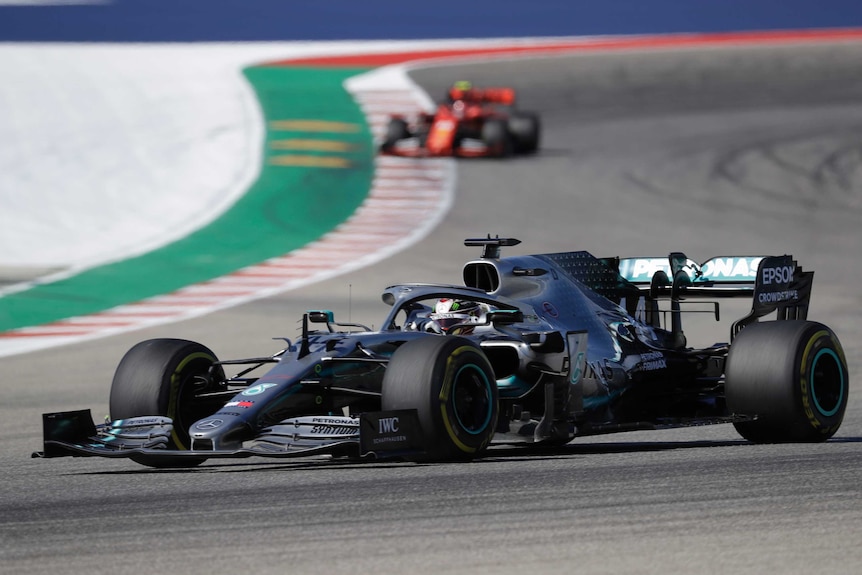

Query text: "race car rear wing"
[615, 253, 814, 340]
[618, 255, 763, 294]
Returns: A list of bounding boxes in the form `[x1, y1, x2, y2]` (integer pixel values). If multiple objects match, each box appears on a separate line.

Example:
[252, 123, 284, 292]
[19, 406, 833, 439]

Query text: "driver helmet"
[448, 80, 473, 102]
[429, 298, 487, 335]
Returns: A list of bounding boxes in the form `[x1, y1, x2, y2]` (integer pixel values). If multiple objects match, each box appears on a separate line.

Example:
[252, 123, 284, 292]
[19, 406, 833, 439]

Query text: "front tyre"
[382, 336, 498, 461]
[726, 321, 848, 443]
[109, 338, 225, 467]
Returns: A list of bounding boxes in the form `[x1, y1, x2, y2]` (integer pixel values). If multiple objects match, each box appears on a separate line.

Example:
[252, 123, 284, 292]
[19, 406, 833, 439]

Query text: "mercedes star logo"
[195, 419, 224, 430]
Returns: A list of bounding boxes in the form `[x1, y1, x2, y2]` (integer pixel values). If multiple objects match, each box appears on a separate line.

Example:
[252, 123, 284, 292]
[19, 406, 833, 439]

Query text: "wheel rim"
[172, 354, 223, 445]
[810, 348, 845, 417]
[451, 363, 493, 435]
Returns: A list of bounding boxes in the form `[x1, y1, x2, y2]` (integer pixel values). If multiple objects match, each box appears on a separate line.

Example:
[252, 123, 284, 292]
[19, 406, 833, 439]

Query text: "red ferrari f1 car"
[380, 82, 541, 158]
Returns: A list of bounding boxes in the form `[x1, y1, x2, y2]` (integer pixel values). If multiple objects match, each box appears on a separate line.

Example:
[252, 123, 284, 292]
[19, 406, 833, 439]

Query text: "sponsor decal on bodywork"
[752, 255, 810, 313]
[359, 409, 423, 455]
[639, 351, 667, 371]
[618, 258, 676, 282]
[542, 301, 559, 318]
[195, 419, 224, 430]
[700, 257, 763, 281]
[242, 383, 277, 396]
[618, 256, 765, 283]
[225, 401, 254, 408]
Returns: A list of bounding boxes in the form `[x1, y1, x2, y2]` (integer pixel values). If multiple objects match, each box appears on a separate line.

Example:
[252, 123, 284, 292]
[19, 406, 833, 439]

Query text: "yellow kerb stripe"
[269, 120, 361, 133]
[270, 139, 356, 152]
[269, 155, 352, 168]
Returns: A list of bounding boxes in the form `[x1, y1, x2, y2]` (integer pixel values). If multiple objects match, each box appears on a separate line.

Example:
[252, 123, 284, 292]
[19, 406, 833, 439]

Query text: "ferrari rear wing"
[614, 253, 814, 339]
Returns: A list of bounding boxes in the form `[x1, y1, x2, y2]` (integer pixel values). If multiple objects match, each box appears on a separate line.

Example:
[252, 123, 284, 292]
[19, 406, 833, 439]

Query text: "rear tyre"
[725, 321, 848, 443]
[508, 112, 540, 154]
[382, 336, 498, 461]
[110, 338, 226, 467]
[381, 117, 410, 152]
[481, 119, 513, 157]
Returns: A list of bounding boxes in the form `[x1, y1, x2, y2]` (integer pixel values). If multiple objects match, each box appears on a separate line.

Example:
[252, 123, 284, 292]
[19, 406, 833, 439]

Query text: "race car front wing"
[33, 409, 425, 464]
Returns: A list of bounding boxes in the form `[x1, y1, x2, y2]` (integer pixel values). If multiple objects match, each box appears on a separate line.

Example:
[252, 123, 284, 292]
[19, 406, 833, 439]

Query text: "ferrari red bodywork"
[380, 86, 540, 158]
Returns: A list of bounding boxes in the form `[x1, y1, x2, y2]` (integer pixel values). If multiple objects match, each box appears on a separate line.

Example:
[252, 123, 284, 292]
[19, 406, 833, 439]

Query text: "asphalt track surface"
[3, 41, 862, 573]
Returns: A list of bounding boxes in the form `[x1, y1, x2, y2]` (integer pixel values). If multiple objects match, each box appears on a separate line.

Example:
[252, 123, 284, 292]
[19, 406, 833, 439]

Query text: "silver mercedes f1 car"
[37, 236, 849, 468]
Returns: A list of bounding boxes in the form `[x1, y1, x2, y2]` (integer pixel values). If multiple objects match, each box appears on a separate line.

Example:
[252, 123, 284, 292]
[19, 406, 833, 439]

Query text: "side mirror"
[307, 310, 334, 324]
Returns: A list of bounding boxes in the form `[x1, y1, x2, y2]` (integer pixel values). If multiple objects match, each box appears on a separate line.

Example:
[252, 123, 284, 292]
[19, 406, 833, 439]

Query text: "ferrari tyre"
[481, 119, 513, 157]
[725, 321, 848, 443]
[381, 117, 410, 152]
[382, 336, 498, 461]
[508, 112, 540, 153]
[110, 338, 225, 467]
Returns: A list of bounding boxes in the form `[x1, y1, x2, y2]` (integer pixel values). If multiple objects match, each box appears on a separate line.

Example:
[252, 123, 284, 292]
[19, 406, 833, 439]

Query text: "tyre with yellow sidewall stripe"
[382, 336, 498, 460]
[109, 338, 226, 467]
[726, 321, 848, 443]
